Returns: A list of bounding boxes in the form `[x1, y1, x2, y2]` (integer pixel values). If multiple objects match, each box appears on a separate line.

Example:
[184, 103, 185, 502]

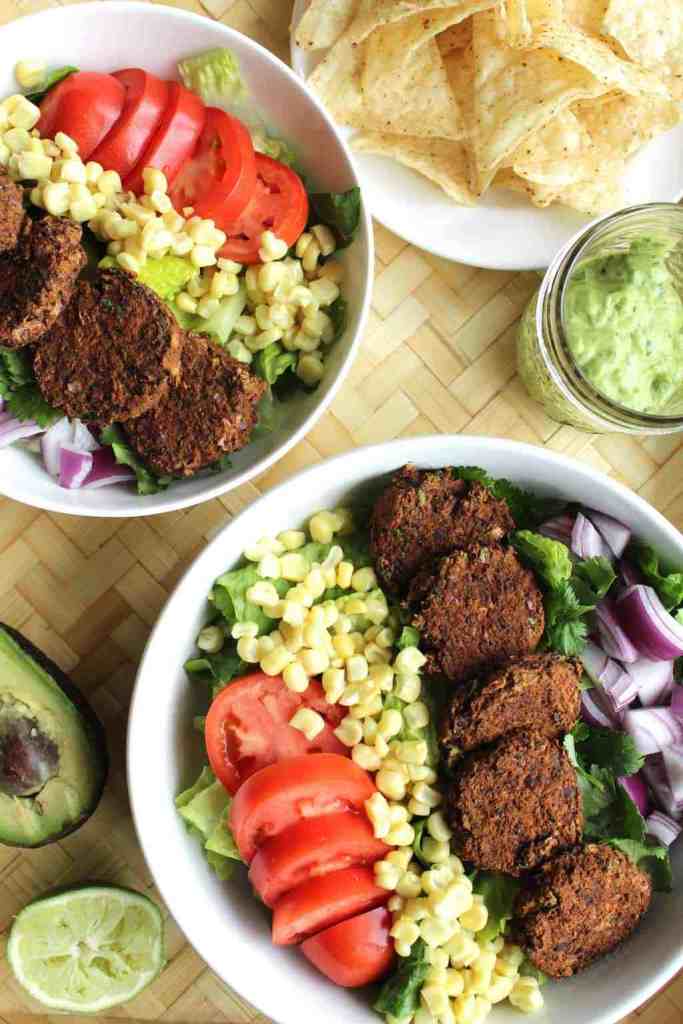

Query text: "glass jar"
[517, 203, 683, 434]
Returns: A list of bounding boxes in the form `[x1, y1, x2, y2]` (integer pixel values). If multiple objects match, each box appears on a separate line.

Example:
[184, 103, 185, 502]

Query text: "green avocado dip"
[563, 237, 683, 414]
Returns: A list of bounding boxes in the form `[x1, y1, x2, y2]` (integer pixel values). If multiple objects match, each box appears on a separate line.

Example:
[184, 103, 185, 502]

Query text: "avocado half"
[0, 623, 108, 847]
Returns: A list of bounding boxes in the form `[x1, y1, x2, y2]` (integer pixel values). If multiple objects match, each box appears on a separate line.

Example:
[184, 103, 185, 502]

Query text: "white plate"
[290, 0, 683, 271]
[0, 2, 373, 517]
[129, 435, 683, 1024]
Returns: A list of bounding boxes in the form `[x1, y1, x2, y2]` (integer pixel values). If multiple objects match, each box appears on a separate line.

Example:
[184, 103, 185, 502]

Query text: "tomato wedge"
[301, 907, 395, 987]
[90, 69, 169, 179]
[229, 753, 377, 863]
[272, 866, 389, 946]
[124, 82, 205, 195]
[204, 673, 346, 795]
[218, 153, 309, 265]
[170, 108, 256, 224]
[38, 72, 125, 160]
[249, 811, 388, 907]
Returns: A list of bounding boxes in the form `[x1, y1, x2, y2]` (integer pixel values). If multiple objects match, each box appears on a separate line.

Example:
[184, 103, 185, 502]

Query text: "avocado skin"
[0, 623, 108, 848]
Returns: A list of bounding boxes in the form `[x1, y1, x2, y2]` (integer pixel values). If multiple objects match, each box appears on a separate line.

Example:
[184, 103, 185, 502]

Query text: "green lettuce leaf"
[26, 65, 78, 104]
[471, 871, 520, 943]
[452, 466, 565, 530]
[175, 765, 215, 808]
[374, 939, 429, 1019]
[185, 648, 246, 695]
[328, 296, 347, 340]
[175, 767, 242, 879]
[510, 531, 573, 589]
[609, 838, 672, 893]
[398, 626, 421, 650]
[519, 962, 548, 986]
[626, 541, 683, 611]
[100, 254, 194, 303]
[309, 188, 361, 249]
[212, 565, 289, 634]
[178, 48, 244, 105]
[100, 424, 172, 496]
[254, 343, 297, 385]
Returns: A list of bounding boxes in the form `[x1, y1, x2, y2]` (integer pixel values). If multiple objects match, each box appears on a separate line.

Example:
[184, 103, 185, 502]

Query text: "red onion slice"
[596, 600, 639, 663]
[580, 641, 610, 682]
[538, 513, 575, 546]
[0, 416, 44, 448]
[624, 707, 683, 756]
[618, 773, 650, 816]
[585, 509, 631, 558]
[617, 584, 683, 660]
[642, 757, 682, 818]
[71, 419, 99, 452]
[619, 559, 642, 588]
[662, 742, 683, 809]
[41, 417, 73, 476]
[58, 444, 93, 489]
[624, 657, 674, 707]
[581, 687, 619, 729]
[571, 512, 613, 561]
[601, 670, 640, 712]
[82, 448, 135, 488]
[646, 810, 681, 846]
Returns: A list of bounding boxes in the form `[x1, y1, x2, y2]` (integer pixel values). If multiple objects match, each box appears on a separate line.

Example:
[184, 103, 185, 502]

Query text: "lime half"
[7, 885, 165, 1012]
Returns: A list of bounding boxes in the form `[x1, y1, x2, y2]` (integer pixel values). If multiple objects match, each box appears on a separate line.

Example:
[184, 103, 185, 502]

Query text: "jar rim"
[536, 202, 683, 433]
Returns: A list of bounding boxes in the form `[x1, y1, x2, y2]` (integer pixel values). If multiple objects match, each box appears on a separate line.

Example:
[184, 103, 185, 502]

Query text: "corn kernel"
[408, 798, 431, 817]
[190, 244, 217, 268]
[295, 232, 313, 258]
[374, 859, 402, 891]
[236, 636, 259, 663]
[352, 743, 381, 771]
[142, 166, 168, 195]
[370, 663, 395, 692]
[172, 233, 193, 256]
[422, 838, 451, 864]
[311, 223, 336, 257]
[509, 977, 543, 1013]
[14, 60, 46, 91]
[412, 782, 442, 809]
[376, 768, 407, 801]
[321, 667, 345, 703]
[447, 934, 481, 969]
[5, 127, 31, 152]
[257, 553, 281, 580]
[259, 261, 286, 292]
[386, 822, 415, 848]
[299, 648, 329, 675]
[246, 581, 280, 606]
[16, 151, 52, 180]
[365, 792, 391, 839]
[404, 702, 430, 731]
[9, 97, 40, 130]
[41, 181, 69, 216]
[176, 292, 198, 315]
[395, 740, 428, 765]
[278, 529, 306, 550]
[282, 661, 309, 693]
[259, 230, 288, 262]
[390, 917, 420, 948]
[487, 974, 515, 1003]
[346, 654, 369, 683]
[218, 257, 242, 273]
[420, 918, 457, 948]
[279, 552, 307, 582]
[309, 510, 337, 543]
[427, 811, 452, 843]
[395, 646, 427, 674]
[290, 707, 325, 741]
[459, 897, 488, 934]
[394, 673, 421, 703]
[302, 237, 321, 272]
[297, 354, 324, 386]
[304, 567, 326, 599]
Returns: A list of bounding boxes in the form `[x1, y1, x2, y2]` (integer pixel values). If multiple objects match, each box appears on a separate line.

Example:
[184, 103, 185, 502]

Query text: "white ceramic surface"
[290, 0, 683, 272]
[0, 2, 373, 517]
[129, 436, 683, 1024]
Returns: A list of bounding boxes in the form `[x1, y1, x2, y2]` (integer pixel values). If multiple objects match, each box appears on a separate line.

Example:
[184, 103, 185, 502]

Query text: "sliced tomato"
[90, 69, 169, 179]
[249, 811, 388, 907]
[124, 82, 205, 195]
[38, 72, 125, 160]
[218, 153, 309, 264]
[272, 866, 389, 946]
[170, 108, 256, 224]
[301, 907, 395, 987]
[204, 673, 345, 796]
[229, 753, 377, 863]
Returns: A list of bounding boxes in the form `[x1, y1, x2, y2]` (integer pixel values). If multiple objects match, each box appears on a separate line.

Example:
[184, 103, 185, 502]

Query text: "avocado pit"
[0, 701, 59, 798]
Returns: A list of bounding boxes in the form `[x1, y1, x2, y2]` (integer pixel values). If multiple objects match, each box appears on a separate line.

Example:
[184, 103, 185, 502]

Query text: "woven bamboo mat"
[0, 0, 683, 1021]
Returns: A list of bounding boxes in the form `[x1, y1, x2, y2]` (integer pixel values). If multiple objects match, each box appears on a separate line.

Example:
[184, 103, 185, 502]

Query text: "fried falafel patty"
[370, 465, 514, 594]
[513, 844, 652, 977]
[407, 544, 544, 683]
[123, 332, 267, 476]
[0, 173, 25, 253]
[445, 730, 582, 876]
[34, 269, 183, 425]
[441, 653, 582, 762]
[0, 215, 85, 349]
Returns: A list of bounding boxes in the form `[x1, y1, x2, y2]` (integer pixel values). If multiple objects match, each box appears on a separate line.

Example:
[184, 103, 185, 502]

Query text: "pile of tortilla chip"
[294, 0, 683, 214]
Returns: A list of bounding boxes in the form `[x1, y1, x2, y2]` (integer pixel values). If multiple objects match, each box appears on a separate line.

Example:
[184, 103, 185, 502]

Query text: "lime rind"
[7, 885, 165, 1013]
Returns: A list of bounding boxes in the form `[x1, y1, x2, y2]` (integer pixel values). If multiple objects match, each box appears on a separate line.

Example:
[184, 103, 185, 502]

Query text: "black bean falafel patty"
[34, 268, 183, 425]
[0, 214, 85, 350]
[445, 730, 582, 876]
[513, 843, 652, 977]
[123, 331, 267, 477]
[441, 652, 582, 762]
[0, 172, 25, 253]
[370, 465, 514, 595]
[407, 544, 544, 683]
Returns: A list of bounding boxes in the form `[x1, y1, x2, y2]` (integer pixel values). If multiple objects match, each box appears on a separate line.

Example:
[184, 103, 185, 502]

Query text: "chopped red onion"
[596, 600, 639, 663]
[624, 707, 683, 756]
[71, 419, 99, 452]
[0, 396, 4, 412]
[646, 810, 681, 846]
[619, 559, 642, 588]
[643, 757, 682, 819]
[623, 657, 674, 707]
[571, 512, 613, 561]
[580, 641, 610, 682]
[581, 687, 619, 729]
[618, 773, 650, 816]
[617, 584, 683, 660]
[672, 686, 683, 722]
[58, 444, 93, 489]
[82, 448, 134, 488]
[662, 742, 683, 810]
[0, 416, 44, 447]
[41, 417, 73, 476]
[538, 513, 575, 546]
[584, 509, 631, 558]
[601, 670, 640, 712]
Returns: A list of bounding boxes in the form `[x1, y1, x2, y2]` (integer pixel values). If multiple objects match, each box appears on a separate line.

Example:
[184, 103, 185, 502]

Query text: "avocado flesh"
[0, 626, 107, 847]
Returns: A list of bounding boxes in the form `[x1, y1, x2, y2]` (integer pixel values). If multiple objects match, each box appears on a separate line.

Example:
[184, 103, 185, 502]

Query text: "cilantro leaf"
[471, 872, 520, 943]
[573, 725, 643, 778]
[5, 385, 62, 427]
[0, 346, 34, 393]
[374, 939, 430, 1019]
[571, 557, 616, 606]
[626, 541, 683, 611]
[309, 188, 361, 249]
[609, 838, 672, 893]
[100, 424, 171, 496]
[452, 466, 565, 530]
[510, 530, 573, 589]
[543, 581, 589, 656]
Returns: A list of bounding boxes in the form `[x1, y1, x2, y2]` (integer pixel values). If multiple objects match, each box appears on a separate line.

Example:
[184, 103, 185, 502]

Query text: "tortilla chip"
[353, 132, 477, 203]
[502, 0, 561, 47]
[294, 0, 358, 50]
[495, 163, 623, 214]
[562, 0, 609, 35]
[442, 42, 476, 134]
[360, 7, 480, 139]
[438, 17, 473, 55]
[601, 0, 683, 99]
[575, 93, 683, 161]
[470, 10, 607, 194]
[511, 110, 596, 187]
[306, 33, 365, 124]
[348, 0, 487, 42]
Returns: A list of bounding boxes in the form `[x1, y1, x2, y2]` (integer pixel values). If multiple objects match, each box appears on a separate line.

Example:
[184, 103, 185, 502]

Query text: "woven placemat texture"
[0, 0, 682, 1021]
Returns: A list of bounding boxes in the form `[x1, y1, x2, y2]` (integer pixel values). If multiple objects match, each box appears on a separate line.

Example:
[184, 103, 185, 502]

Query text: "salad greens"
[178, 48, 244, 106]
[1, 347, 62, 427]
[374, 939, 429, 1019]
[25, 65, 77, 104]
[175, 766, 242, 879]
[100, 254, 194, 304]
[100, 425, 171, 496]
[471, 872, 520, 944]
[452, 466, 564, 531]
[309, 188, 361, 249]
[254, 344, 297, 386]
[626, 540, 683, 612]
[563, 723, 671, 891]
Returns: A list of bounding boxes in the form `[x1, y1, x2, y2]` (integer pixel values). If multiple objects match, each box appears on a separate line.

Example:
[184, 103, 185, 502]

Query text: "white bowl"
[0, 2, 372, 517]
[129, 436, 683, 1024]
